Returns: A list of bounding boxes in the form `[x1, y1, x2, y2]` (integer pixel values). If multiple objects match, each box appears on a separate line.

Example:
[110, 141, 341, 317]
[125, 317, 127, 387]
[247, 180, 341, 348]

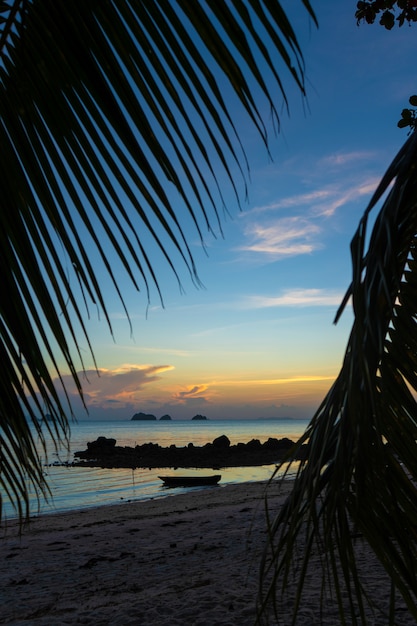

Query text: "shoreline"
[1, 478, 288, 533]
[1, 464, 290, 522]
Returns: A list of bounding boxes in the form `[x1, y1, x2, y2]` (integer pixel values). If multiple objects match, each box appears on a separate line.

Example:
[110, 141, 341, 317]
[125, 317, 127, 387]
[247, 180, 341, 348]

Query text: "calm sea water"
[2, 418, 309, 521]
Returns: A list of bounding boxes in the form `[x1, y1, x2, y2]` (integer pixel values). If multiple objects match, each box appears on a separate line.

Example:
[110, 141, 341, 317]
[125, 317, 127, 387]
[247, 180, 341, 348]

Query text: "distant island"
[131, 412, 172, 421]
[131, 412, 209, 421]
[131, 412, 156, 421]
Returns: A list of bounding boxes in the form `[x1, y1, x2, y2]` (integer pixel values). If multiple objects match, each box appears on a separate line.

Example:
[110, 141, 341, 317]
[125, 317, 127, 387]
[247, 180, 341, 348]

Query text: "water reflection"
[2, 419, 307, 520]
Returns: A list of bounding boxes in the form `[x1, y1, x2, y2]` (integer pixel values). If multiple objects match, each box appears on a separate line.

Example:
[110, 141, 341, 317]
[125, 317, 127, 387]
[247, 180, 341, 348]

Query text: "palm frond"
[259, 130, 417, 624]
[0, 0, 315, 520]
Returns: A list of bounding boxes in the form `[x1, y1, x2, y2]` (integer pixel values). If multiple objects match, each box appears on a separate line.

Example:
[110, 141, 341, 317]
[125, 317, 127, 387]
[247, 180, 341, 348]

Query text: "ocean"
[2, 418, 310, 521]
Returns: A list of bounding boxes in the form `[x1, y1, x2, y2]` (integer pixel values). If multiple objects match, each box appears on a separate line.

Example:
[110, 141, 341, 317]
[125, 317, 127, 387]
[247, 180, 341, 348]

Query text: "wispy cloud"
[242, 288, 345, 309]
[239, 217, 321, 259]
[250, 177, 378, 220]
[319, 151, 376, 167]
[248, 190, 332, 214]
[310, 178, 379, 218]
[238, 170, 380, 261]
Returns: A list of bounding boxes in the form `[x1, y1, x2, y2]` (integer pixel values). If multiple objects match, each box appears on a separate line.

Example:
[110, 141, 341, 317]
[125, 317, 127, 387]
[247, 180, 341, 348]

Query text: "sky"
[50, 2, 417, 421]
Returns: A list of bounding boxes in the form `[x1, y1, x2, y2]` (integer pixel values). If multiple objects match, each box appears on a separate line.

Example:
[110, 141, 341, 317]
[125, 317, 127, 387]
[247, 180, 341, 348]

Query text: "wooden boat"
[158, 474, 221, 487]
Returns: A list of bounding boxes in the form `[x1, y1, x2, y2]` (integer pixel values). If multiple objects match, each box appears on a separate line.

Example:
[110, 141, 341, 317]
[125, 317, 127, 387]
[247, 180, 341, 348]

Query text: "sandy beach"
[1, 480, 415, 625]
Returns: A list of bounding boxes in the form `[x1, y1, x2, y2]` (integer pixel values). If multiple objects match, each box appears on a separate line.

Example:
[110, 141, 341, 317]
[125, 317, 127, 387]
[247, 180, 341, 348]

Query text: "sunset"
[45, 2, 416, 422]
[3, 2, 417, 624]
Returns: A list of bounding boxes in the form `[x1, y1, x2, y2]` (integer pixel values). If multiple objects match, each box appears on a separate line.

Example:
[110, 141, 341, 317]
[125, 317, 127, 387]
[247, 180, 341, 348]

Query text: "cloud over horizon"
[47, 364, 175, 413]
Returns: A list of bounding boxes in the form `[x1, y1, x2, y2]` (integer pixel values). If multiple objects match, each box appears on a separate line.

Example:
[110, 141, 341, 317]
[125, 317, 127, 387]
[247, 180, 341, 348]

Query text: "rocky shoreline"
[71, 434, 307, 469]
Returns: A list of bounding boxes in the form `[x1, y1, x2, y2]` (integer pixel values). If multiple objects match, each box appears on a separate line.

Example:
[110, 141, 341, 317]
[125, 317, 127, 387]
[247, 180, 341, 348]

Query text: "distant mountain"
[191, 414, 207, 420]
[131, 412, 157, 421]
[159, 414, 172, 421]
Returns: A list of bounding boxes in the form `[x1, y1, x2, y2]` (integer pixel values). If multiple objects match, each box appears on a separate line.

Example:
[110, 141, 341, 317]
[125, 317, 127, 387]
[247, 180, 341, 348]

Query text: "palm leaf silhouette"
[0, 0, 316, 519]
[259, 130, 417, 625]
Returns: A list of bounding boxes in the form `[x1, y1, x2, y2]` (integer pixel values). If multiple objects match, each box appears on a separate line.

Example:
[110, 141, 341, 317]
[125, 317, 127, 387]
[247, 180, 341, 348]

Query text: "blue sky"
[56, 2, 417, 421]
